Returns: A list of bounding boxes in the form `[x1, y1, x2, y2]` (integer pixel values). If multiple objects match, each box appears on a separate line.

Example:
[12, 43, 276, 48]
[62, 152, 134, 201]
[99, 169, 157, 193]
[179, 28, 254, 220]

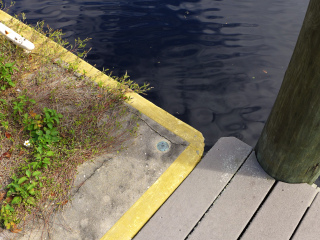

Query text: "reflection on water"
[9, 0, 308, 151]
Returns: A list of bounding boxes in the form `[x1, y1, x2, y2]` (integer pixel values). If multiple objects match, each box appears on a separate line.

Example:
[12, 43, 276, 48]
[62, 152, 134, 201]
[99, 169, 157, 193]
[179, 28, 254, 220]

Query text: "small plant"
[0, 56, 18, 91]
[0, 204, 17, 230]
[23, 107, 62, 146]
[6, 172, 40, 206]
[12, 95, 35, 114]
[0, 0, 15, 12]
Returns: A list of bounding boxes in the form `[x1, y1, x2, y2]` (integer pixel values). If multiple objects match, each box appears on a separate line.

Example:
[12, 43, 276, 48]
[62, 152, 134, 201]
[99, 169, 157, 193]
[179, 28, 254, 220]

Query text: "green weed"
[0, 56, 18, 90]
[0, 7, 147, 236]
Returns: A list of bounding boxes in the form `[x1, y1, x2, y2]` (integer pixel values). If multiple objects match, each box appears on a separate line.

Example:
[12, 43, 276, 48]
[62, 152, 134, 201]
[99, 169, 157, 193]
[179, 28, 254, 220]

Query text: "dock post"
[255, 0, 320, 184]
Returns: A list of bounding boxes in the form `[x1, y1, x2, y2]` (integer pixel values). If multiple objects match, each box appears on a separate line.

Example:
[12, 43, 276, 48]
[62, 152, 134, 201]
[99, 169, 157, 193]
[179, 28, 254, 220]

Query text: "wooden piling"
[255, 0, 320, 183]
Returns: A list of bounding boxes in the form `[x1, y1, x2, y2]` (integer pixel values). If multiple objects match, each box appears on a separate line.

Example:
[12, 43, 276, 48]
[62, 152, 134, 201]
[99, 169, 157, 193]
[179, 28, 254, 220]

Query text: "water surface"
[8, 0, 309, 150]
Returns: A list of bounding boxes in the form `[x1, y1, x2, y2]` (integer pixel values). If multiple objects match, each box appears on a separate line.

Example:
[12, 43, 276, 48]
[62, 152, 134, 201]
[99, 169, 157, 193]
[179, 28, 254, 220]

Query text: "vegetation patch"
[0, 4, 150, 237]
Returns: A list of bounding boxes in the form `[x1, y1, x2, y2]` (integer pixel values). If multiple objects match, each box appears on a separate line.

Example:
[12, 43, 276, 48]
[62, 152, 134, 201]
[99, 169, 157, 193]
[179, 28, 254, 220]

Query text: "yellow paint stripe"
[102, 146, 201, 240]
[126, 92, 204, 149]
[0, 10, 204, 240]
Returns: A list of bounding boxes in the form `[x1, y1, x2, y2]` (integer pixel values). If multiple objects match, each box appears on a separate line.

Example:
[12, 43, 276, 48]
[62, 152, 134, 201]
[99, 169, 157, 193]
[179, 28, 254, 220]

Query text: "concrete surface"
[0, 111, 188, 240]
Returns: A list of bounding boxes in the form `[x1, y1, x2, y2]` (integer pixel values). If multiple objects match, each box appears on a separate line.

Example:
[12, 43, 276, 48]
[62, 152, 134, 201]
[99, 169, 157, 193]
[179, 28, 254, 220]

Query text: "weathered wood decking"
[134, 137, 320, 240]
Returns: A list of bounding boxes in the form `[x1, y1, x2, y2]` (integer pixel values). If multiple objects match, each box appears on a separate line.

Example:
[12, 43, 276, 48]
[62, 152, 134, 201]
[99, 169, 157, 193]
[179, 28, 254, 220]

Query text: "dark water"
[7, 0, 308, 151]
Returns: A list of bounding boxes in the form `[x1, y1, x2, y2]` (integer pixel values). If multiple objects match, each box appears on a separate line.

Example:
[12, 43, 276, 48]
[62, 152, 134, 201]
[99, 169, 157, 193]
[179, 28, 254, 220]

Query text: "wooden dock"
[134, 137, 320, 240]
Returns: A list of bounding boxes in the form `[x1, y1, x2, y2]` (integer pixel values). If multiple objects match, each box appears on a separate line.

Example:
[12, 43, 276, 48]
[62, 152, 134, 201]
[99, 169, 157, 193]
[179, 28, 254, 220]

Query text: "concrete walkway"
[135, 137, 320, 240]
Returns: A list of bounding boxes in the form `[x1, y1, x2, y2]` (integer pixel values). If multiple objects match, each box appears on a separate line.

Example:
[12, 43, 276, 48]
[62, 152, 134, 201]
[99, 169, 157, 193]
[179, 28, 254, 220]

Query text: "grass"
[0, 6, 150, 237]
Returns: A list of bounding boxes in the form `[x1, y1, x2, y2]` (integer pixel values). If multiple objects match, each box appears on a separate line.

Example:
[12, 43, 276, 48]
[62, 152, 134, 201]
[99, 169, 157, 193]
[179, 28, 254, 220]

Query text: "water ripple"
[9, 0, 309, 149]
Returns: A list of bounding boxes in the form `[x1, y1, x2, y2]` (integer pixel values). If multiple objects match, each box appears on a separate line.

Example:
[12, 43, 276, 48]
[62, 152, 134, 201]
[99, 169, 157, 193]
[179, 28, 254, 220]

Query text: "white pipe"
[0, 22, 35, 51]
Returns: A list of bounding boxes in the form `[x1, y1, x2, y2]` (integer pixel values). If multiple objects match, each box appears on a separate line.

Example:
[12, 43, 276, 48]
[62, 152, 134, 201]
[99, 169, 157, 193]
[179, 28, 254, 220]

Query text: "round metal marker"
[157, 141, 170, 152]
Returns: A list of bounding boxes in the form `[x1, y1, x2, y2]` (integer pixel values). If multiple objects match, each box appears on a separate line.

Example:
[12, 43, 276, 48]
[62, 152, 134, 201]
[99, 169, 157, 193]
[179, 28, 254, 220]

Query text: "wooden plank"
[291, 192, 320, 240]
[187, 152, 275, 240]
[241, 182, 317, 240]
[134, 137, 252, 240]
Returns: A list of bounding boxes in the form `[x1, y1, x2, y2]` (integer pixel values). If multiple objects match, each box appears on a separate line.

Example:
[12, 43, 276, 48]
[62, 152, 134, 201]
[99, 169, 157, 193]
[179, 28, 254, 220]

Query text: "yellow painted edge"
[102, 146, 201, 240]
[0, 10, 205, 240]
[126, 92, 204, 149]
